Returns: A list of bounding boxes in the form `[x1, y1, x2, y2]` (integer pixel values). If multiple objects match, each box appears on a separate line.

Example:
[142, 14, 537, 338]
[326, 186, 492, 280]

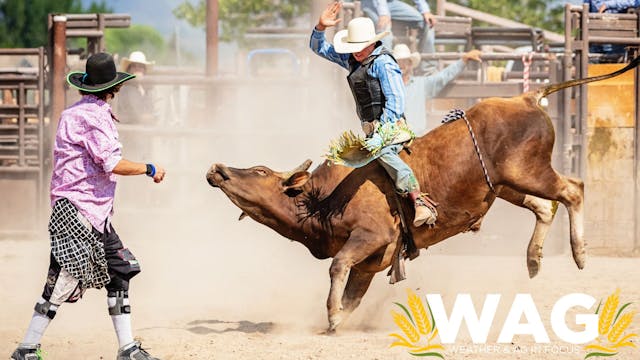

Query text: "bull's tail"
[535, 55, 640, 103]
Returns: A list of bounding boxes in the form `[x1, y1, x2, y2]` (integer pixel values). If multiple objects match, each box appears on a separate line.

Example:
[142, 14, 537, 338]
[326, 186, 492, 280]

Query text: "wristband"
[145, 163, 156, 177]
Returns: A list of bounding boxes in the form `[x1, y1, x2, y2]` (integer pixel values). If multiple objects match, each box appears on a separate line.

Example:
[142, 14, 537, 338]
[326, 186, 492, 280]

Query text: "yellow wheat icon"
[584, 289, 638, 359]
[389, 289, 445, 358]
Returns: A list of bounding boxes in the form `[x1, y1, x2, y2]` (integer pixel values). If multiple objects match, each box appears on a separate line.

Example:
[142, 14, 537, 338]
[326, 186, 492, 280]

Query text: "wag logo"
[389, 289, 444, 358]
[585, 289, 637, 358]
[389, 289, 637, 359]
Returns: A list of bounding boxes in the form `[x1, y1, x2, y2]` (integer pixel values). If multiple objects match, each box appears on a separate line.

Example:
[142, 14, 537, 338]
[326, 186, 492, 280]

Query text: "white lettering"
[550, 293, 598, 344]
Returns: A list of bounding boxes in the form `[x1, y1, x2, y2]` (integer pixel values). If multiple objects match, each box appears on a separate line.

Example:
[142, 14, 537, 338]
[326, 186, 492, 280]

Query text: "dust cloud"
[4, 25, 639, 360]
[110, 32, 570, 335]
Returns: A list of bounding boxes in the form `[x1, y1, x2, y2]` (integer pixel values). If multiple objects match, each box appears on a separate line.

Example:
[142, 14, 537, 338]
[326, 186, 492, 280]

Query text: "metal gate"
[0, 48, 45, 238]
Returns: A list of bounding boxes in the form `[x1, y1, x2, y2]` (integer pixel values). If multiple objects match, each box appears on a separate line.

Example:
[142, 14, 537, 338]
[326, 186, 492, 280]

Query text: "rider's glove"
[364, 132, 384, 153]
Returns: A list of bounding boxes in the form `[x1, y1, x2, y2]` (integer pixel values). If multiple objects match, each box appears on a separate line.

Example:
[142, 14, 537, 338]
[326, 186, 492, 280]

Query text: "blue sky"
[82, 0, 206, 62]
[83, 0, 192, 36]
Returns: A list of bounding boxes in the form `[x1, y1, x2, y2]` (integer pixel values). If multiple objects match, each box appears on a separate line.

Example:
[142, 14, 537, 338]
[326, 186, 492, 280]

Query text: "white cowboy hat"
[333, 17, 389, 54]
[392, 44, 421, 68]
[120, 51, 155, 71]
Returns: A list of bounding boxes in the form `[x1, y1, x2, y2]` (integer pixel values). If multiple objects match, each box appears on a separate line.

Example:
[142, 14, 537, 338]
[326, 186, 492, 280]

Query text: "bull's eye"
[254, 169, 268, 176]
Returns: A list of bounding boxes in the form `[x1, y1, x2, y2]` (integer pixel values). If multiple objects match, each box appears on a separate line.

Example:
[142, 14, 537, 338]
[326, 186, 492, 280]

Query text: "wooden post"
[437, 0, 446, 16]
[51, 15, 67, 142]
[206, 0, 218, 77]
[635, 11, 640, 253]
[97, 13, 106, 52]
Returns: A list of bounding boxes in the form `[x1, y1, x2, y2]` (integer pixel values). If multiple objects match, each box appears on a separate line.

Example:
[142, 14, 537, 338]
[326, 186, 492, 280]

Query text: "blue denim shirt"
[584, 0, 639, 13]
[309, 28, 405, 124]
[362, 0, 431, 16]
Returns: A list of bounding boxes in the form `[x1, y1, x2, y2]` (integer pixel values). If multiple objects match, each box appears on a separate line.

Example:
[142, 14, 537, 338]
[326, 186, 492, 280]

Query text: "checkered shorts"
[48, 198, 110, 289]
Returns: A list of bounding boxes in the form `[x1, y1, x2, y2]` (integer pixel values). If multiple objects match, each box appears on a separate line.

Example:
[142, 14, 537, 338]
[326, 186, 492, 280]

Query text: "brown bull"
[206, 58, 639, 333]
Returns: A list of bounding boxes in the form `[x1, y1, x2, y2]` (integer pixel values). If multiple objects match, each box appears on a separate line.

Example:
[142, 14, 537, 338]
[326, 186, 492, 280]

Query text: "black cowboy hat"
[67, 52, 135, 92]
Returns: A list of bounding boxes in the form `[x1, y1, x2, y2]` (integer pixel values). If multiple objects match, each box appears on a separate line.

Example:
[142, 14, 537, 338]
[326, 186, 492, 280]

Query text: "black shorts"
[42, 224, 141, 303]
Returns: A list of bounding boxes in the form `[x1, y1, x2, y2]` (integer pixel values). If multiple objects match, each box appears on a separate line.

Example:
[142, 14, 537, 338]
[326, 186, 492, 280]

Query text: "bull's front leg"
[326, 229, 392, 333]
[326, 256, 351, 333]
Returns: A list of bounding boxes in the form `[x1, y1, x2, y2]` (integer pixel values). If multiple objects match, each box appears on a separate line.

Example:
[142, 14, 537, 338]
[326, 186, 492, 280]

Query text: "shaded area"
[187, 319, 275, 335]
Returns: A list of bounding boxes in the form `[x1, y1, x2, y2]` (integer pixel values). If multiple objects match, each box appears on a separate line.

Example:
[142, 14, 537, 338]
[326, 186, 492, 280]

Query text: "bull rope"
[442, 109, 496, 194]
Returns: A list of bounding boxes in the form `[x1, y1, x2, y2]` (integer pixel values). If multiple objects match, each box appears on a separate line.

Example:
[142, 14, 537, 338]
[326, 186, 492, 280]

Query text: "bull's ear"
[282, 171, 310, 191]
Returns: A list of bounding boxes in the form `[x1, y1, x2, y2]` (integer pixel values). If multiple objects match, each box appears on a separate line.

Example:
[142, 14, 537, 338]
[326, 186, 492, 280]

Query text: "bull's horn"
[239, 212, 247, 221]
[292, 159, 313, 173]
[278, 159, 313, 179]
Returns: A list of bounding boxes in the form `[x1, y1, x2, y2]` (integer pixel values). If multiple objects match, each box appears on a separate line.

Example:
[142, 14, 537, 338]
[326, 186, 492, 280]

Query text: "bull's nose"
[206, 167, 218, 187]
[206, 163, 230, 187]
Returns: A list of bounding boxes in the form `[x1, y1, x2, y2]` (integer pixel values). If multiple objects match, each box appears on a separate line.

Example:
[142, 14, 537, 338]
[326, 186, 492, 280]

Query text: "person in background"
[11, 53, 165, 360]
[584, 0, 640, 62]
[117, 51, 156, 124]
[310, 2, 438, 226]
[393, 44, 482, 134]
[360, 0, 437, 74]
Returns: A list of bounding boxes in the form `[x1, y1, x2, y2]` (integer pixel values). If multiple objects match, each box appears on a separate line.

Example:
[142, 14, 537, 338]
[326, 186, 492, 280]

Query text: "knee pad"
[108, 290, 131, 316]
[105, 275, 130, 294]
[34, 301, 57, 319]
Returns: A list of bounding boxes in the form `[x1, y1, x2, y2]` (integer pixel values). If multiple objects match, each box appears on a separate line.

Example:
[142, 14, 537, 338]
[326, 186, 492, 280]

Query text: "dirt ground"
[1, 221, 639, 360]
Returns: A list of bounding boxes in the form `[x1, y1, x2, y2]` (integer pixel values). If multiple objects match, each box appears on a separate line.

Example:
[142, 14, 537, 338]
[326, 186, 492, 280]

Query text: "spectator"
[117, 51, 156, 124]
[360, 0, 437, 74]
[584, 0, 640, 62]
[393, 44, 482, 134]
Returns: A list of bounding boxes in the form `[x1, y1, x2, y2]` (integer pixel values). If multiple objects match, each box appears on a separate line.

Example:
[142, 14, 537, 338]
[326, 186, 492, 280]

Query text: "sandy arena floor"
[1, 222, 639, 360]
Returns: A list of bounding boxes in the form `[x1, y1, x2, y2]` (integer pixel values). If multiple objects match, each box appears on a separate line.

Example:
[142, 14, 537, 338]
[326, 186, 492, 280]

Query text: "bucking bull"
[206, 57, 640, 333]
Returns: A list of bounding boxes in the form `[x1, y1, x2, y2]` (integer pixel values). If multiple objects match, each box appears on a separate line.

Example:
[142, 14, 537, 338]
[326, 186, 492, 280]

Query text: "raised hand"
[317, 2, 343, 31]
[463, 49, 482, 63]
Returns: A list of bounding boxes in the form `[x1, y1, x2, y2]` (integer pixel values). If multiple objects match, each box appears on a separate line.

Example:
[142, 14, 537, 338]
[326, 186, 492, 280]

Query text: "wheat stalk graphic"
[389, 289, 445, 358]
[584, 289, 638, 359]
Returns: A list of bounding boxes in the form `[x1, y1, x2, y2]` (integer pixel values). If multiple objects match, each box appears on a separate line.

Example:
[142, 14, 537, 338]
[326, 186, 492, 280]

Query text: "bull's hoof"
[327, 313, 342, 333]
[527, 258, 540, 278]
[573, 252, 586, 270]
[321, 328, 338, 336]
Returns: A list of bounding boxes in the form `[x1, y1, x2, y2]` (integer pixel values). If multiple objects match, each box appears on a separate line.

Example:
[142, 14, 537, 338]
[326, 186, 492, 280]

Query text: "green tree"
[173, 0, 309, 42]
[0, 0, 112, 48]
[105, 24, 167, 63]
[436, 0, 564, 33]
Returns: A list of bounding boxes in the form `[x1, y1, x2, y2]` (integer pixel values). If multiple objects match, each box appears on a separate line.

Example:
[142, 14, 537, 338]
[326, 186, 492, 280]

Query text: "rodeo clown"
[11, 53, 165, 360]
[310, 1, 437, 226]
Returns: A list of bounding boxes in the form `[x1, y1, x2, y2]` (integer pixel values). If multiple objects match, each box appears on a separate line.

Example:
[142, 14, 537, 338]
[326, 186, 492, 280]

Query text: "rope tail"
[535, 54, 640, 103]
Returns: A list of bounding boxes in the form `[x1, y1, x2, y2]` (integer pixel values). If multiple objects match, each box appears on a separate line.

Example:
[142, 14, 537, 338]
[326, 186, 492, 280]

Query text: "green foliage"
[0, 0, 112, 48]
[105, 25, 167, 63]
[173, 0, 310, 42]
[444, 0, 565, 33]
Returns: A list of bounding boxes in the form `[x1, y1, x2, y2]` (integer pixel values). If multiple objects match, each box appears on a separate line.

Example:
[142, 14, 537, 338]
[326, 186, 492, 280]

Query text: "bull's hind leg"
[341, 267, 375, 317]
[497, 186, 558, 278]
[504, 167, 585, 270]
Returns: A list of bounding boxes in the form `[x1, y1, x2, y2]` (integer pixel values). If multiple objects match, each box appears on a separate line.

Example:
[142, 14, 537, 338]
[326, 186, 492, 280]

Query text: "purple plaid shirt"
[50, 94, 122, 232]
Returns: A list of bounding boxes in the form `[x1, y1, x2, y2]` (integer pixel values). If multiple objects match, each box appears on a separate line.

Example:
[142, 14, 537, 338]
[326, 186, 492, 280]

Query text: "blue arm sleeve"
[422, 59, 465, 99]
[414, 0, 431, 14]
[370, 55, 405, 123]
[309, 28, 350, 70]
[604, 0, 638, 12]
[591, 0, 638, 12]
[376, 0, 390, 16]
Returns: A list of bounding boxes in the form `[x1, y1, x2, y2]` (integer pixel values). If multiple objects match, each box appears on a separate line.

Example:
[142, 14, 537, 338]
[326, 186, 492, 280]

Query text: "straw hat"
[120, 51, 155, 71]
[333, 17, 389, 54]
[67, 52, 135, 92]
[392, 44, 421, 68]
